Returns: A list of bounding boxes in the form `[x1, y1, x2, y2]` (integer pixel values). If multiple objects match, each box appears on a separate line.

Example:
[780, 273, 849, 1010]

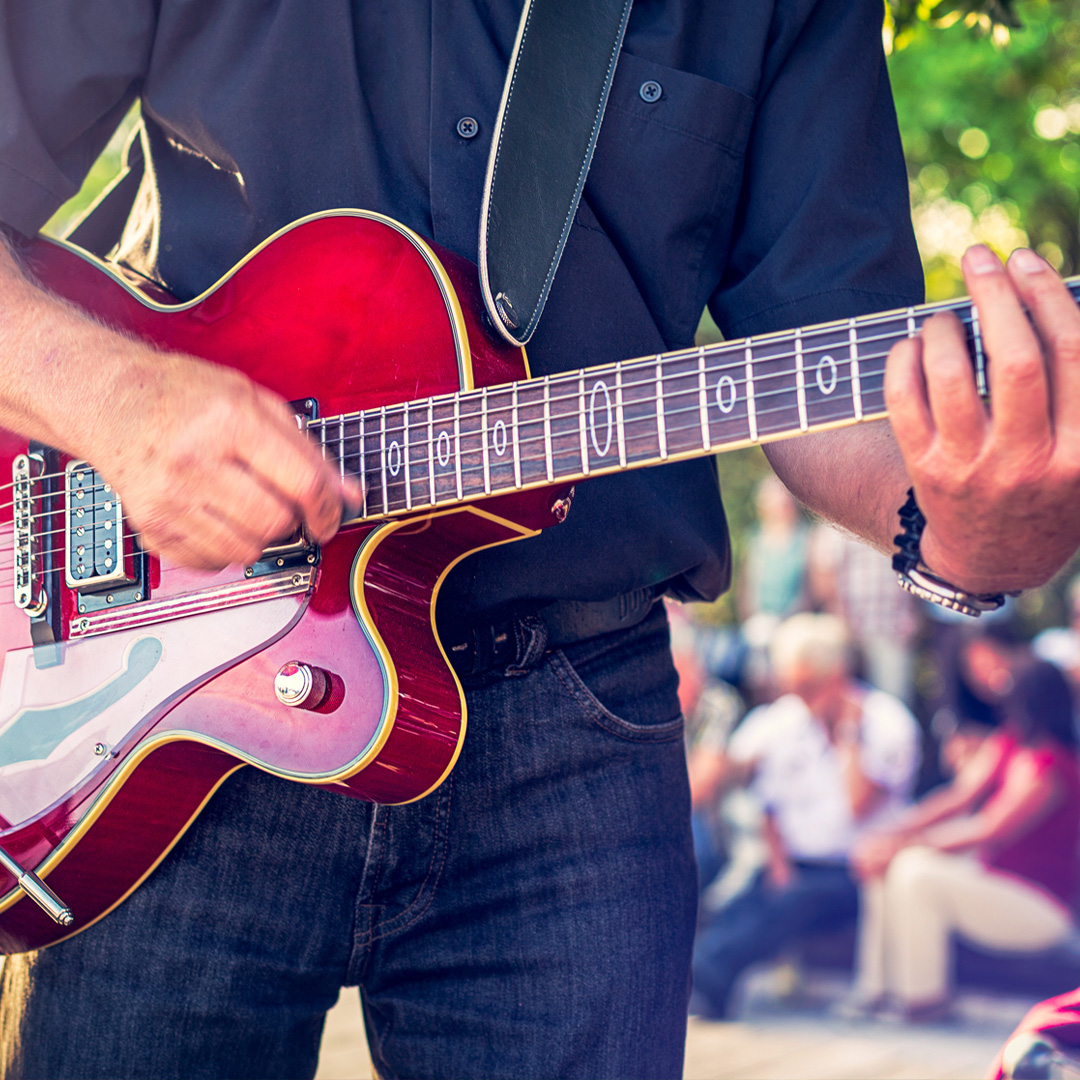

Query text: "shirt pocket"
[578, 51, 756, 347]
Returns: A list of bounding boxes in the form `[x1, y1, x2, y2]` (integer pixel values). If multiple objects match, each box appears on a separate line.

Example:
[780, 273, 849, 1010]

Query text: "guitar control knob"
[274, 662, 343, 712]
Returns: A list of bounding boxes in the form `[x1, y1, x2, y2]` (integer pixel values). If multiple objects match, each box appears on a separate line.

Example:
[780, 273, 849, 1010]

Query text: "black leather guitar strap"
[479, 0, 633, 346]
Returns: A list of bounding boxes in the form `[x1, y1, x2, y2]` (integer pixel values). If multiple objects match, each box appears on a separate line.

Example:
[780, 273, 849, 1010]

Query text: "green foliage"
[888, 1, 1080, 298]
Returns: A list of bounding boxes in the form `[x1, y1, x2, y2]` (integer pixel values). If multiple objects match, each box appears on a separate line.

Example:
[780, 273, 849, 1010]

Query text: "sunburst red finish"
[0, 212, 570, 954]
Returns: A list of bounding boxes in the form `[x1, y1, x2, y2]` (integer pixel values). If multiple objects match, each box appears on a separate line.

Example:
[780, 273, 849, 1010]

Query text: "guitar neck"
[312, 279, 1080, 520]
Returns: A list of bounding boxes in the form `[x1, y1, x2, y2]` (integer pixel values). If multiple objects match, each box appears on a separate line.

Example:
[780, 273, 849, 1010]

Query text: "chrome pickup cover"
[64, 462, 138, 591]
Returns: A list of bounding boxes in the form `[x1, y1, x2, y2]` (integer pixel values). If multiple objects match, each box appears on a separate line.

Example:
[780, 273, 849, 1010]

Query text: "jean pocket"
[549, 605, 684, 742]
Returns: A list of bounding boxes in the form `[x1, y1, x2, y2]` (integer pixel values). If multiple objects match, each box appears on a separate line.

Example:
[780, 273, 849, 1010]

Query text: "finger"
[1005, 248, 1080, 444]
[236, 398, 348, 544]
[962, 245, 1051, 447]
[884, 334, 935, 459]
[202, 461, 303, 551]
[136, 506, 267, 571]
[918, 310, 988, 451]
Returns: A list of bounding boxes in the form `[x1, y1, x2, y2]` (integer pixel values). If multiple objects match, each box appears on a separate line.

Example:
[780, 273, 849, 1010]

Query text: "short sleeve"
[0, 1, 155, 235]
[860, 691, 920, 795]
[709, 0, 923, 338]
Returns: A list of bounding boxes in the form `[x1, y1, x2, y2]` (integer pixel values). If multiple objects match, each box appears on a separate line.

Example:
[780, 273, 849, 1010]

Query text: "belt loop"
[503, 613, 548, 677]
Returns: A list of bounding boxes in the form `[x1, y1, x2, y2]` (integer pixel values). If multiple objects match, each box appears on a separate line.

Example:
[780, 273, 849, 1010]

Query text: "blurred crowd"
[676, 477, 1080, 1025]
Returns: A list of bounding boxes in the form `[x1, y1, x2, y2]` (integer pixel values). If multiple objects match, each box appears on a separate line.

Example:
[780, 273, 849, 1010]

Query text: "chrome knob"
[276, 660, 343, 711]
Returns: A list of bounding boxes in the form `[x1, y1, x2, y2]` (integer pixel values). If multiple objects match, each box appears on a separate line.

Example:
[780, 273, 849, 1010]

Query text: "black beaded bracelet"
[892, 489, 1006, 618]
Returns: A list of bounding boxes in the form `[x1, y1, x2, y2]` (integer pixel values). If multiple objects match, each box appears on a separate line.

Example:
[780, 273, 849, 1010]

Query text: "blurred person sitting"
[851, 659, 1080, 1022]
[690, 613, 920, 1019]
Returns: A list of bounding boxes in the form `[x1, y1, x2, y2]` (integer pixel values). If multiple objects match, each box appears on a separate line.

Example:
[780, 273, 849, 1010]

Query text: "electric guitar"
[0, 209, 1053, 953]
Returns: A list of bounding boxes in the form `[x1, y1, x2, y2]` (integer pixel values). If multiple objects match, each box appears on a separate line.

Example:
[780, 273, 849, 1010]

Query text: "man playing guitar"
[0, 2, 1079, 1078]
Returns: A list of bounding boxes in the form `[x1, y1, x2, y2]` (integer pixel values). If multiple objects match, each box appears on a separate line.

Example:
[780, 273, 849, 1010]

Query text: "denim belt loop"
[444, 583, 666, 680]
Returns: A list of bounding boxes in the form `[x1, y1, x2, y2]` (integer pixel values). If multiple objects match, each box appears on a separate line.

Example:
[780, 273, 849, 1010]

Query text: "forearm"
[764, 420, 908, 554]
[0, 235, 147, 460]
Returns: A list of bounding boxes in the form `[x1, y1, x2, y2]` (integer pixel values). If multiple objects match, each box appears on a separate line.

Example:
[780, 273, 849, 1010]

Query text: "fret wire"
[849, 319, 863, 422]
[481, 386, 491, 495]
[615, 363, 627, 468]
[578, 374, 590, 476]
[319, 420, 327, 461]
[359, 412, 367, 518]
[403, 406, 412, 510]
[655, 357, 667, 460]
[697, 347, 710, 450]
[338, 416, 345, 482]
[745, 342, 758, 442]
[379, 406, 389, 516]
[971, 304, 988, 397]
[794, 329, 808, 433]
[427, 401, 436, 506]
[511, 385, 522, 488]
[543, 375, 554, 482]
[453, 396, 463, 502]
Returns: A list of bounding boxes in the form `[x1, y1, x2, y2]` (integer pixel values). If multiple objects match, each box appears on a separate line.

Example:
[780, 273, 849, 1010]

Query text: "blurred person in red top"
[850, 659, 1080, 1021]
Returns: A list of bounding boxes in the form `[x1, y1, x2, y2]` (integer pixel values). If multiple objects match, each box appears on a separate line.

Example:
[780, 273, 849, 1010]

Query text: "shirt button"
[456, 116, 479, 139]
[639, 80, 662, 103]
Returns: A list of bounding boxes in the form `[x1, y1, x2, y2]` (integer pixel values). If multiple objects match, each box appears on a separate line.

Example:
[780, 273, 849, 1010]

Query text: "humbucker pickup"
[64, 462, 139, 592]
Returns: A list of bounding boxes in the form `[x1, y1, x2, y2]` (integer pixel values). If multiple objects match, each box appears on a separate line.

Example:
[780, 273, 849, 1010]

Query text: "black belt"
[441, 584, 664, 679]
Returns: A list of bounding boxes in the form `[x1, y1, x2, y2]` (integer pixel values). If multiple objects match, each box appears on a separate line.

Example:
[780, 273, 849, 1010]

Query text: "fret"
[340, 413, 363, 500]
[794, 330, 808, 432]
[859, 315, 906, 418]
[582, 368, 619, 468]
[453, 396, 463, 501]
[379, 406, 389, 515]
[382, 404, 409, 513]
[363, 409, 386, 517]
[319, 420, 327, 461]
[698, 348, 710, 450]
[430, 397, 457, 503]
[701, 343, 754, 449]
[484, 386, 517, 492]
[618, 359, 663, 465]
[481, 387, 491, 494]
[801, 325, 856, 431]
[514, 380, 549, 486]
[578, 374, 590, 476]
[970, 302, 988, 397]
[358, 412, 368, 517]
[615, 363, 627, 468]
[745, 343, 758, 443]
[406, 400, 431, 507]
[655, 358, 667, 460]
[849, 319, 863, 422]
[511, 385, 522, 488]
[456, 391, 487, 502]
[664, 352, 703, 457]
[427, 401, 436, 505]
[403, 405, 412, 510]
[747, 333, 800, 439]
[543, 375, 554, 481]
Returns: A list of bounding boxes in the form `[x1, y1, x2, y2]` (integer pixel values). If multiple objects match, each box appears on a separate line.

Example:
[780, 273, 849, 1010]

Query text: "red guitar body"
[0, 211, 569, 953]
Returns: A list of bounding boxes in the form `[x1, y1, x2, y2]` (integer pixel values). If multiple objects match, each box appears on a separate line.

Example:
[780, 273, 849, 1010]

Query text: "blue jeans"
[692, 862, 858, 1018]
[0, 606, 696, 1079]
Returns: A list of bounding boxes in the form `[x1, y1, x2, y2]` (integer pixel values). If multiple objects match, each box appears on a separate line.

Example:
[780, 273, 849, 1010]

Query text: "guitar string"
[0, 304, 974, 502]
[1, 347, 896, 538]
[0, 311, 936, 529]
[0, 382, 898, 574]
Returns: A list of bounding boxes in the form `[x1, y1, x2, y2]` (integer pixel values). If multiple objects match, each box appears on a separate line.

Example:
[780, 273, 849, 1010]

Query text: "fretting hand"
[886, 245, 1080, 595]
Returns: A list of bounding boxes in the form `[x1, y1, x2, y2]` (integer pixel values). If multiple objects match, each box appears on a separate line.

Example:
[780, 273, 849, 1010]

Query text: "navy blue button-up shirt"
[0, 0, 923, 620]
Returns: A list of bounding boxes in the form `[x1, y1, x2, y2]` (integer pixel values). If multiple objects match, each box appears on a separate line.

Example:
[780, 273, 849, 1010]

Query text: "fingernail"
[1010, 247, 1048, 275]
[965, 245, 1001, 274]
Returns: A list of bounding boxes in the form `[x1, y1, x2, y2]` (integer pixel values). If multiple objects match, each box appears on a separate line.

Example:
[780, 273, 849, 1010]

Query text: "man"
[690, 613, 919, 1019]
[0, 3, 1079, 1078]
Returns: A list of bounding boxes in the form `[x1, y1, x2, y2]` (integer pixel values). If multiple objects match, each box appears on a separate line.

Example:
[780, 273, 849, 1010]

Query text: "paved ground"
[314, 967, 1028, 1079]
